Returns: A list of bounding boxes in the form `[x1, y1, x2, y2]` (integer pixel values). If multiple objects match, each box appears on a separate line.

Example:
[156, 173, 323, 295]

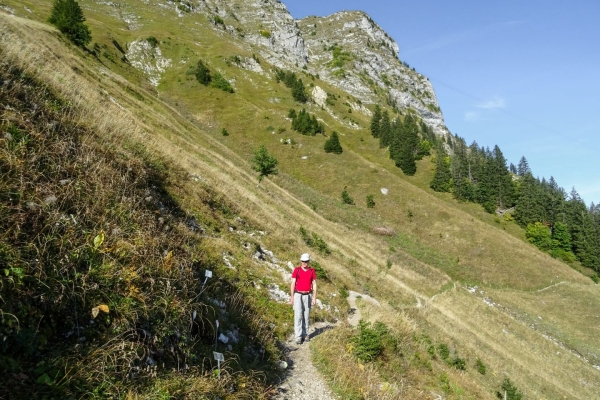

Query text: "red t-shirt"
[292, 267, 316, 292]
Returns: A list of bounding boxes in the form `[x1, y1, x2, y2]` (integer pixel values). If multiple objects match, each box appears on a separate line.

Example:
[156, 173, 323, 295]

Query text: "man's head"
[300, 253, 310, 264]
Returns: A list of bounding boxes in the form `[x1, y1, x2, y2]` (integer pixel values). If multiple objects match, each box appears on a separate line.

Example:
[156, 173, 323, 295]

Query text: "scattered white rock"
[126, 39, 172, 86]
[381, 188, 388, 195]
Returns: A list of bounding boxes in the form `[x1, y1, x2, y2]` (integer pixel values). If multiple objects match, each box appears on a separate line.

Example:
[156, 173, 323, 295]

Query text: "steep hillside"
[1, 2, 599, 399]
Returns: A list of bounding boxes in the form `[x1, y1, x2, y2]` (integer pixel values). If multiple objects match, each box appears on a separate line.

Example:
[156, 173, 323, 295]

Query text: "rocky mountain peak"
[298, 10, 447, 136]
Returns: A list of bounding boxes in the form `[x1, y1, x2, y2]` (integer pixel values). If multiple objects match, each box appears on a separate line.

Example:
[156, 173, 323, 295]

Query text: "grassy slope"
[2, 2, 599, 398]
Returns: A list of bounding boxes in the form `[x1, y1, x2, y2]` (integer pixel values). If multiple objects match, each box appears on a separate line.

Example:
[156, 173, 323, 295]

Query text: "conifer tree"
[430, 144, 452, 192]
[324, 131, 343, 154]
[388, 117, 402, 161]
[48, 0, 92, 47]
[395, 114, 418, 175]
[517, 156, 531, 177]
[251, 145, 278, 183]
[514, 173, 547, 226]
[292, 79, 308, 103]
[379, 110, 391, 148]
[195, 60, 212, 85]
[370, 105, 382, 138]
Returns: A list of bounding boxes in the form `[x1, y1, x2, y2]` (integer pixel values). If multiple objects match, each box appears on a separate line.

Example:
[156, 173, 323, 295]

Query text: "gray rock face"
[201, 0, 308, 68]
[298, 11, 448, 137]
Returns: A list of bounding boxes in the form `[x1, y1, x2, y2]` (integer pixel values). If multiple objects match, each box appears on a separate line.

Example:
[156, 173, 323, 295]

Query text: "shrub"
[341, 190, 354, 205]
[48, 0, 92, 47]
[496, 378, 523, 400]
[526, 222, 552, 251]
[324, 131, 342, 154]
[221, 128, 229, 136]
[349, 320, 386, 362]
[213, 15, 224, 25]
[299, 226, 331, 255]
[366, 194, 375, 208]
[311, 260, 329, 282]
[146, 36, 159, 48]
[194, 59, 211, 85]
[437, 343, 450, 360]
[211, 72, 234, 93]
[475, 358, 486, 375]
[260, 29, 271, 38]
[450, 356, 466, 370]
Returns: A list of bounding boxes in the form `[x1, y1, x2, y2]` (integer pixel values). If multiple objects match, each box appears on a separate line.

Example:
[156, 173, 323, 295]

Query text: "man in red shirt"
[290, 253, 317, 344]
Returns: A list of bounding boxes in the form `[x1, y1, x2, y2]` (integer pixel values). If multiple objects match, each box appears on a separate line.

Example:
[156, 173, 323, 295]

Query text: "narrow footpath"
[273, 292, 372, 399]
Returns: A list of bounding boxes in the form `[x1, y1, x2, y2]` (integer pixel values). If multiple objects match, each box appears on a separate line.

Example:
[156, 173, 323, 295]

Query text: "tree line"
[369, 105, 433, 175]
[430, 135, 600, 276]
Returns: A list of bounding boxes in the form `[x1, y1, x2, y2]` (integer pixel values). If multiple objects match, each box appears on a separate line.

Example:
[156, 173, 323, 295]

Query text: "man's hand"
[311, 297, 316, 306]
[290, 296, 294, 306]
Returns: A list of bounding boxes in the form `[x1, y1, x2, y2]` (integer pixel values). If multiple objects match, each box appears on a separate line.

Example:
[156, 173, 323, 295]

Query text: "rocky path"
[273, 292, 378, 399]
[274, 321, 338, 400]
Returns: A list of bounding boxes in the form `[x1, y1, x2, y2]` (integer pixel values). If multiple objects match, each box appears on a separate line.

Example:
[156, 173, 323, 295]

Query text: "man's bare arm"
[290, 277, 296, 305]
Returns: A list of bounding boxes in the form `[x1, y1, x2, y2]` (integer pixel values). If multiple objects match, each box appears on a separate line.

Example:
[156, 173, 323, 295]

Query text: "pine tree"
[514, 173, 547, 226]
[517, 156, 531, 177]
[48, 0, 92, 47]
[395, 114, 418, 175]
[370, 105, 382, 138]
[195, 60, 212, 85]
[324, 131, 343, 154]
[379, 110, 391, 148]
[292, 79, 308, 103]
[388, 117, 402, 161]
[251, 145, 278, 183]
[430, 144, 452, 192]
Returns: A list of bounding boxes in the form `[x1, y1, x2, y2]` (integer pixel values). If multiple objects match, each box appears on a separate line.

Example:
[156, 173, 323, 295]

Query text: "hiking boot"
[295, 338, 302, 344]
[304, 335, 310, 342]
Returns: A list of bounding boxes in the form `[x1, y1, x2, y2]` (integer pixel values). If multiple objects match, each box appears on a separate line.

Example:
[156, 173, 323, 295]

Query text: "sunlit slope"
[2, 4, 598, 399]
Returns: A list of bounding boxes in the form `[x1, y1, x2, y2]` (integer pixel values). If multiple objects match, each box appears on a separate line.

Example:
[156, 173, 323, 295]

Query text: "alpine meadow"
[0, 1, 598, 399]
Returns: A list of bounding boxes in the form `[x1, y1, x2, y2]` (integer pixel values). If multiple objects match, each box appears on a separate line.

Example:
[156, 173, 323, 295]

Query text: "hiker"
[290, 253, 317, 344]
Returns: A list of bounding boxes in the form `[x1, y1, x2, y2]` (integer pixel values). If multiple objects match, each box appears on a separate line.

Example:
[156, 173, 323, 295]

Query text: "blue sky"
[284, 0, 600, 206]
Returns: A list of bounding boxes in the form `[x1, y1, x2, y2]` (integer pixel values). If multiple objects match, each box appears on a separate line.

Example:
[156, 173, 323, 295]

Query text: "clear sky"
[284, 0, 600, 206]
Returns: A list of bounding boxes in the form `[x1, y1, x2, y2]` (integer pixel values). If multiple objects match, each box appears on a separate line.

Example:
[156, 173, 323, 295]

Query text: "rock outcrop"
[298, 11, 447, 136]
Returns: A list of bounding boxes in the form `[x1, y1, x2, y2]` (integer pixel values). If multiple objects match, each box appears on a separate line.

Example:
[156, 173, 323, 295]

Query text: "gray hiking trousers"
[293, 292, 312, 339]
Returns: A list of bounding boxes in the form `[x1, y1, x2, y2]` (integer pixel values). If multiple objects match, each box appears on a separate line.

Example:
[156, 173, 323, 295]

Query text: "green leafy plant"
[496, 378, 523, 400]
[299, 226, 331, 255]
[211, 72, 234, 93]
[366, 194, 375, 208]
[341, 190, 354, 205]
[475, 358, 486, 375]
[349, 320, 386, 362]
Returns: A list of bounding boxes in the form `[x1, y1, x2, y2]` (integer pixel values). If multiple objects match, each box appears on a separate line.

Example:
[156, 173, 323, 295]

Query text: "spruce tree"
[195, 60, 212, 85]
[48, 0, 92, 47]
[517, 156, 531, 176]
[292, 79, 308, 103]
[251, 145, 278, 183]
[370, 105, 382, 138]
[395, 114, 418, 175]
[324, 131, 343, 154]
[379, 110, 391, 148]
[388, 117, 402, 161]
[430, 144, 452, 192]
